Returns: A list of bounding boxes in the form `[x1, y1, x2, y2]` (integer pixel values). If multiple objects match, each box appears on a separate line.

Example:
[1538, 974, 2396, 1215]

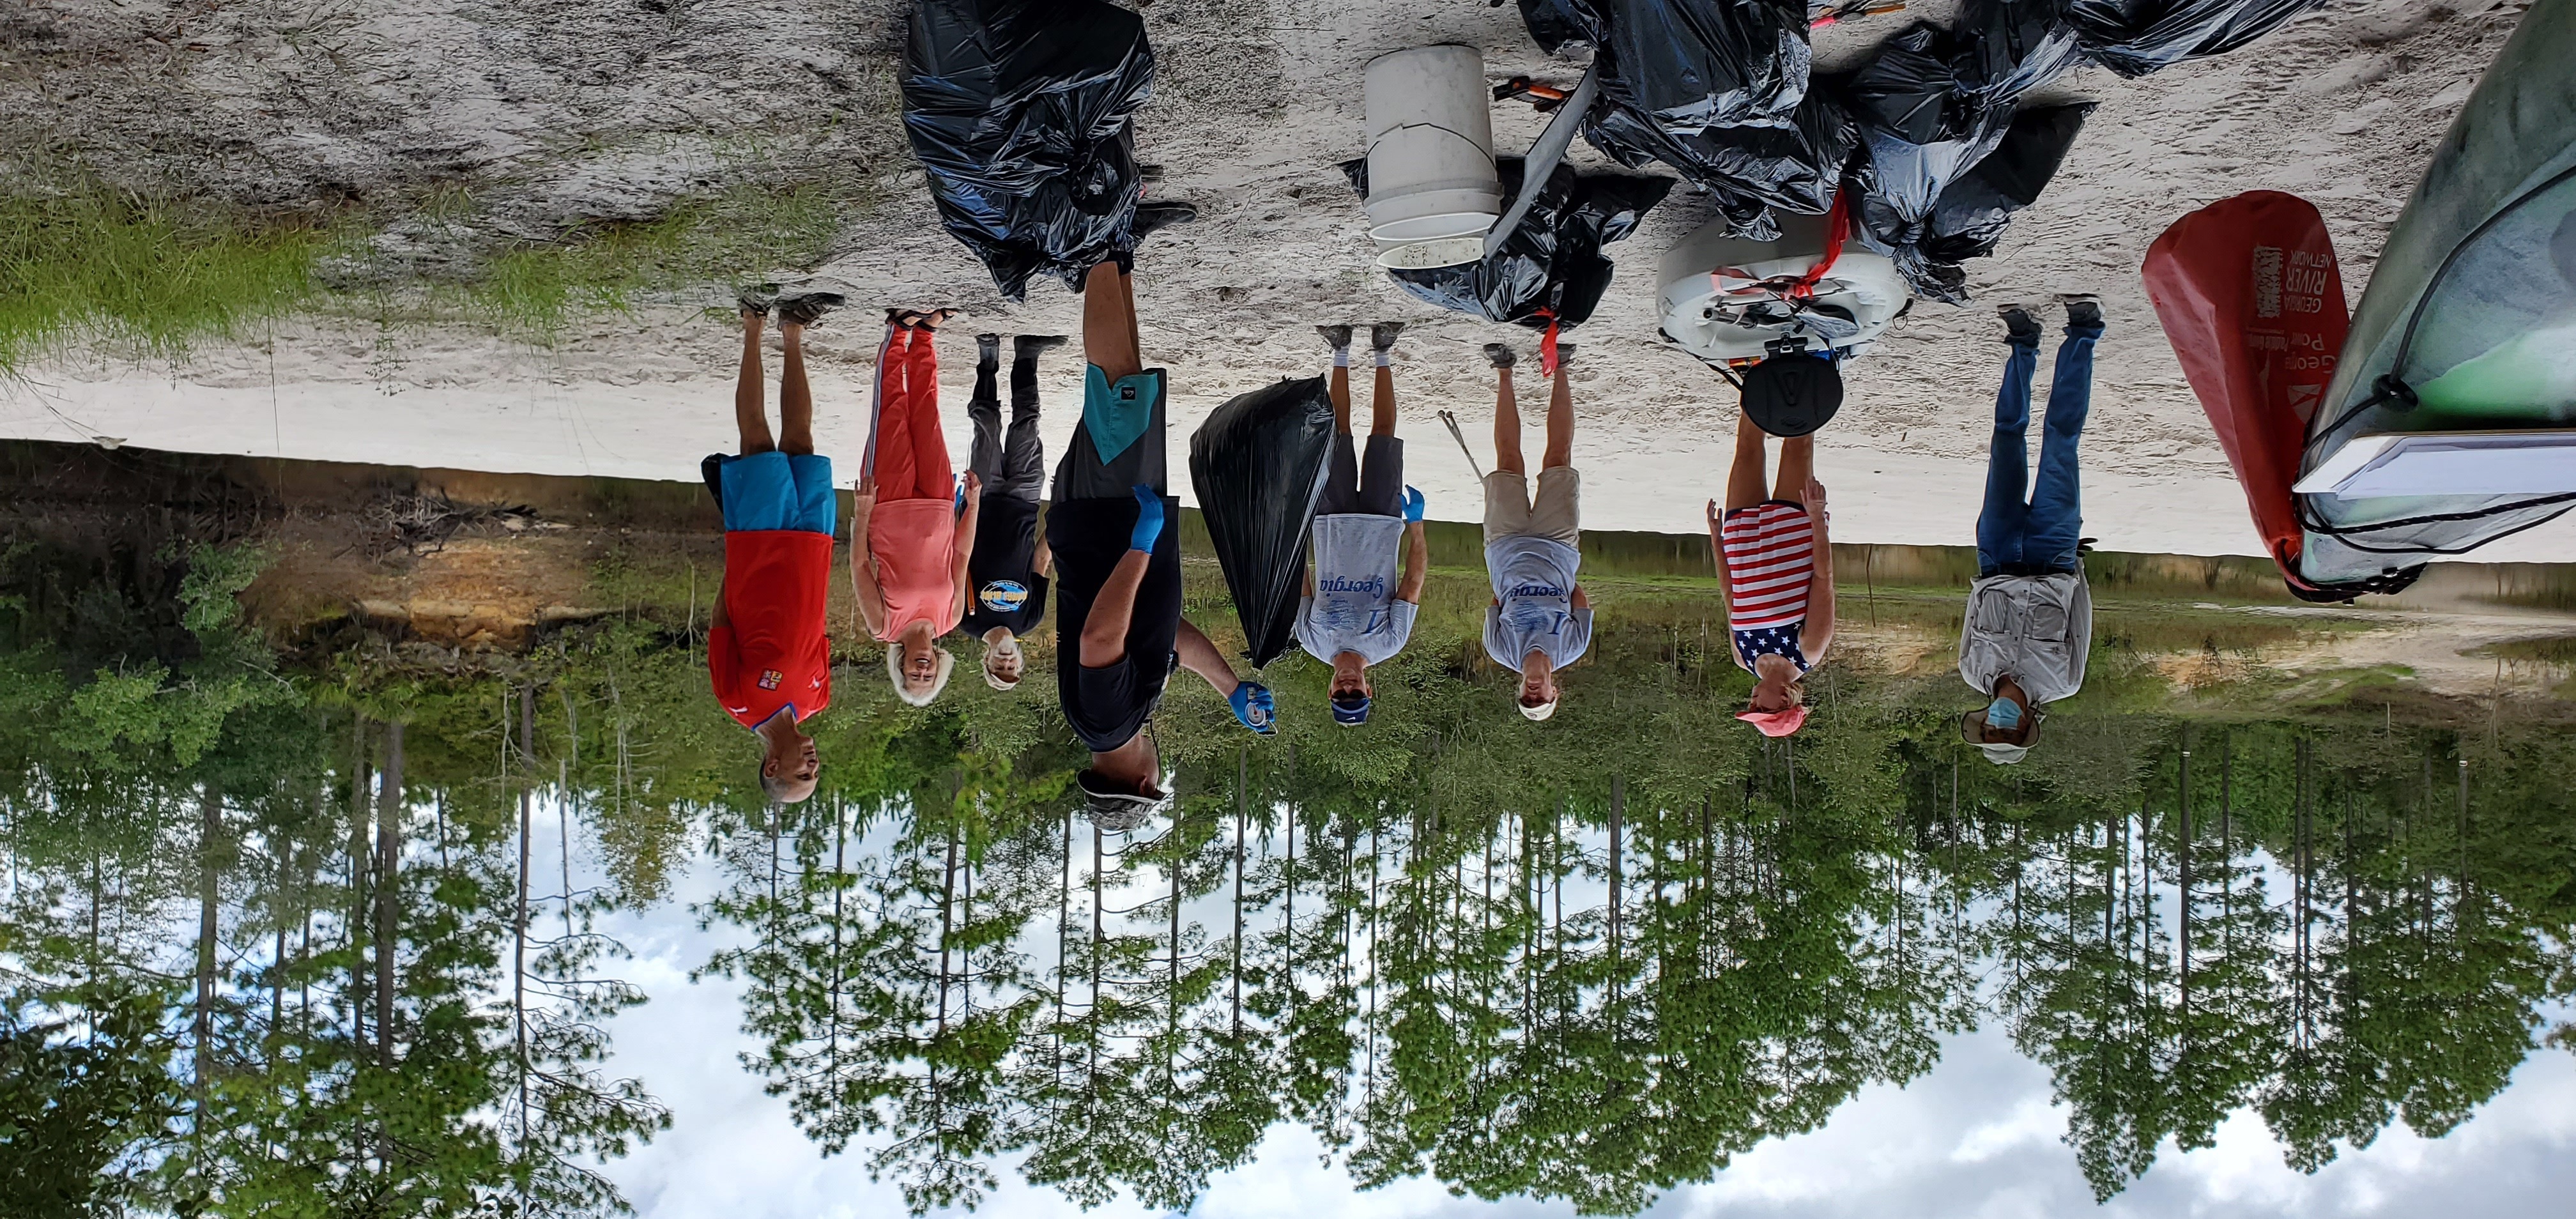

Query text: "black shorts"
[1318, 433, 1402, 517]
[1069, 649, 1176, 753]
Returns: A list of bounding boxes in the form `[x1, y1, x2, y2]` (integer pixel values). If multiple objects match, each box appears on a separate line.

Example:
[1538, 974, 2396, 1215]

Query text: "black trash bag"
[1518, 0, 1604, 53]
[1924, 102, 2096, 263]
[1587, 90, 1857, 240]
[2066, 0, 2329, 79]
[1593, 0, 1813, 133]
[1188, 377, 1337, 669]
[901, 0, 1155, 300]
[1344, 158, 1673, 328]
[1837, 24, 2015, 302]
[1952, 0, 2085, 107]
[1528, 0, 1825, 237]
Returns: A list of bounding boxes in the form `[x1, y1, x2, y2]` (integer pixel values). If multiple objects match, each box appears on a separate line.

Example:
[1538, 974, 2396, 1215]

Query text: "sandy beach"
[8, 0, 2566, 560]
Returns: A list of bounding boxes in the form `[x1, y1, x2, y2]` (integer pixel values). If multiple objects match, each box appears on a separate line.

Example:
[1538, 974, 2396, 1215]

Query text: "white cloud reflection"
[592, 858, 2576, 1219]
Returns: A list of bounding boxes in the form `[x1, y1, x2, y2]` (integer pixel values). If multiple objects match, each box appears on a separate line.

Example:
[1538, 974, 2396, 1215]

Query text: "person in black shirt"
[963, 331, 1063, 690]
[1052, 251, 1273, 825]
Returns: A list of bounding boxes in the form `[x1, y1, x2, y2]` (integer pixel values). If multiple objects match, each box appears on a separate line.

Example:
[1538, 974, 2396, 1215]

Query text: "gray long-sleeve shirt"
[1958, 570, 2092, 706]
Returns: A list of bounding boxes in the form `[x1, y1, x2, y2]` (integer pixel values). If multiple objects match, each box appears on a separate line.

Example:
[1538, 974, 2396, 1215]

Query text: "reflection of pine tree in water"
[2, 689, 666, 1216]
[20, 542, 2576, 1218]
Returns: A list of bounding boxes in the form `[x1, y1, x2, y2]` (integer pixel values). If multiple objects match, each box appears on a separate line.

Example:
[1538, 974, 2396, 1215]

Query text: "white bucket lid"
[1377, 237, 1488, 270]
[1367, 212, 1498, 244]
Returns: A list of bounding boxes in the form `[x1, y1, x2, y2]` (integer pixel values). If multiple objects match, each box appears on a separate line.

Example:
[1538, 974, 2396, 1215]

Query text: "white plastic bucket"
[1363, 45, 1501, 245]
[1655, 210, 1912, 363]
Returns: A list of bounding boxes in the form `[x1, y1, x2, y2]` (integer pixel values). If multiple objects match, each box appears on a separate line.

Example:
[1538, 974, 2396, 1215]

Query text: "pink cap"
[1735, 705, 1809, 737]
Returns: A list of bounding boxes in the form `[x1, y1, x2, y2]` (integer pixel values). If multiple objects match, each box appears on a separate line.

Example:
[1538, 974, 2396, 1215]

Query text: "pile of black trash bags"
[896, 0, 2327, 311]
[901, 0, 1156, 300]
[1519, 0, 2327, 301]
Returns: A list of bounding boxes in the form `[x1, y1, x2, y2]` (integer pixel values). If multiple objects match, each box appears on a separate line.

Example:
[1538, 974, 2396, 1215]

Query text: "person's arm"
[1396, 521, 1427, 603]
[1802, 477, 1836, 661]
[1709, 499, 1754, 670]
[849, 478, 889, 639]
[1179, 617, 1275, 733]
[1032, 505, 1054, 578]
[951, 473, 983, 621]
[1174, 617, 1243, 696]
[1078, 548, 1151, 668]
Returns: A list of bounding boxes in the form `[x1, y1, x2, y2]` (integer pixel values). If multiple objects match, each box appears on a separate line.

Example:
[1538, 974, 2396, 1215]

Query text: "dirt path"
[8, 0, 2567, 559]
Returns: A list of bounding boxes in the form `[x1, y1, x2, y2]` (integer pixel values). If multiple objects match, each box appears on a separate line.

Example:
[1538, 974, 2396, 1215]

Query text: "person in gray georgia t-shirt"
[1477, 340, 1592, 721]
[1296, 323, 1428, 726]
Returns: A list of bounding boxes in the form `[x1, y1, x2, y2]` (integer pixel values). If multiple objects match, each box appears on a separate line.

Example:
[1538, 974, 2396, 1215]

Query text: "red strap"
[1785, 194, 1850, 302]
[1537, 309, 1562, 377]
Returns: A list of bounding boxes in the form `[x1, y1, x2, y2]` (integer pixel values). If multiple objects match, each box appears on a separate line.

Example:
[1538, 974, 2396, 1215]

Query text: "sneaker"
[1553, 342, 1576, 365]
[977, 333, 1002, 366]
[1317, 323, 1353, 351]
[1013, 334, 1068, 361]
[1131, 201, 1199, 245]
[1370, 321, 1405, 353]
[2054, 293, 2104, 329]
[776, 290, 845, 328]
[1483, 342, 1517, 369]
[1998, 302, 2040, 339]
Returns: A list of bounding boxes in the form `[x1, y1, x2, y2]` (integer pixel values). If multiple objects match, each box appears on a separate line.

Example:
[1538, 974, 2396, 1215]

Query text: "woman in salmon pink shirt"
[854, 309, 977, 705]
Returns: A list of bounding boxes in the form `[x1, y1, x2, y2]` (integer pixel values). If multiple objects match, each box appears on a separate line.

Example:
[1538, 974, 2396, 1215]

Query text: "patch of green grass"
[2, 162, 868, 366]
[2471, 635, 2576, 664]
[0, 188, 335, 373]
[422, 183, 853, 342]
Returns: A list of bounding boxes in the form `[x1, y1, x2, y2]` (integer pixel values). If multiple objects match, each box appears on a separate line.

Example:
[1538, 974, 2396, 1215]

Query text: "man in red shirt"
[703, 288, 844, 804]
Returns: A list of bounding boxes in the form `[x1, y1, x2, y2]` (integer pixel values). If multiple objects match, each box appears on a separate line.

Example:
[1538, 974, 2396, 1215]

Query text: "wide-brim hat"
[1959, 707, 2041, 764]
[1740, 354, 1844, 438]
[1735, 705, 1809, 737]
[1077, 769, 1166, 831]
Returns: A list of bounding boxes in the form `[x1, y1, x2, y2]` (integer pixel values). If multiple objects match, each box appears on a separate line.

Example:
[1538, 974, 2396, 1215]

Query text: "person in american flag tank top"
[1710, 407, 1836, 737]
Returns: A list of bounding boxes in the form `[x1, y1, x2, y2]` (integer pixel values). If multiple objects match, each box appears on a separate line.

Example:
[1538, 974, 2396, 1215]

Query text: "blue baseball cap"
[1331, 691, 1371, 726]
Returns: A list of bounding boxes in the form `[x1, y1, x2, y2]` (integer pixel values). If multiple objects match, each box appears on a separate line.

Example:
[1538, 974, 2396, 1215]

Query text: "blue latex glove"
[1229, 682, 1276, 735]
[1129, 485, 1165, 553]
[954, 479, 967, 511]
[1402, 485, 1426, 523]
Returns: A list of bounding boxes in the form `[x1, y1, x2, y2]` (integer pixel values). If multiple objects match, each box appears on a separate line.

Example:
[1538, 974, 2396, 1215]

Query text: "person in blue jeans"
[1958, 294, 2101, 765]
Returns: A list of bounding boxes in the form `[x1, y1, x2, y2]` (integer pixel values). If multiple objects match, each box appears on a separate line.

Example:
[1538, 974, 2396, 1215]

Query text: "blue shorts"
[717, 451, 837, 534]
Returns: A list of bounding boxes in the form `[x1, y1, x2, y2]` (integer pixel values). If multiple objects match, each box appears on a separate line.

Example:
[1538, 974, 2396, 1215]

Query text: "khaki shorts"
[1483, 466, 1580, 548]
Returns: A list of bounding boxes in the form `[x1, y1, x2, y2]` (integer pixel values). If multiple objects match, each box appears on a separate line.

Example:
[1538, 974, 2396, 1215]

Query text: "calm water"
[6, 475, 2574, 1218]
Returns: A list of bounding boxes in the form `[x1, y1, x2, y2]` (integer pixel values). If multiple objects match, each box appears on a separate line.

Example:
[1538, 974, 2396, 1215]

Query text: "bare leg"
[1725, 413, 1768, 512]
[1119, 269, 1144, 374]
[1330, 363, 1352, 434]
[1372, 362, 1397, 437]
[1774, 434, 1814, 503]
[1493, 366, 1525, 476]
[778, 322, 813, 456]
[736, 312, 775, 456]
[1542, 361, 1574, 470]
[1083, 262, 1143, 383]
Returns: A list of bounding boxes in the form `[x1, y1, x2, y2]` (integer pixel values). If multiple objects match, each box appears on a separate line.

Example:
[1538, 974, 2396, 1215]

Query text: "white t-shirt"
[1483, 535, 1592, 671]
[1295, 514, 1416, 666]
